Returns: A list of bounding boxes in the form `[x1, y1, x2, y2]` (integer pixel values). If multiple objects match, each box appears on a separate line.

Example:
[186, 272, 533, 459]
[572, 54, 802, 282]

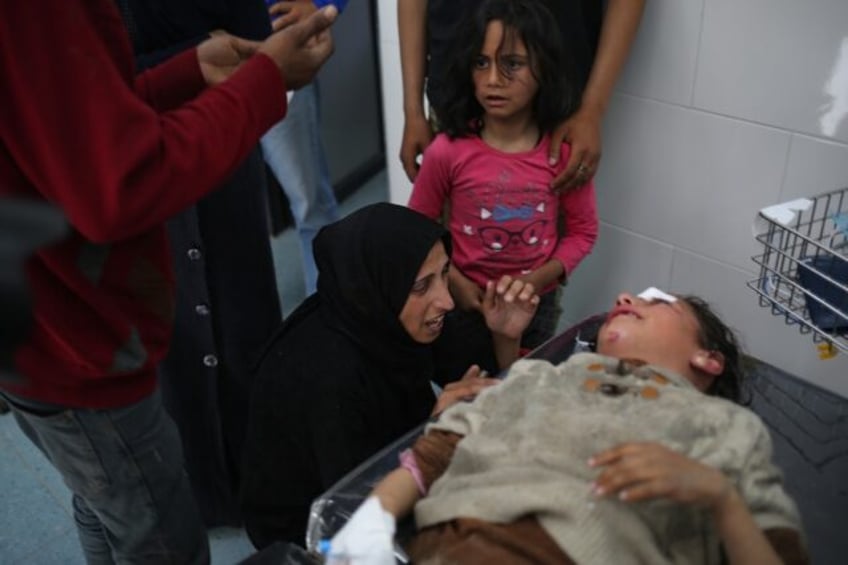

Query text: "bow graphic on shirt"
[482, 203, 544, 222]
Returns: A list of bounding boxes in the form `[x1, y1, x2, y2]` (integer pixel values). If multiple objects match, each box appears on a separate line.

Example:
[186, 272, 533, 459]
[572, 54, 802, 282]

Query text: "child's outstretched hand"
[589, 442, 734, 510]
[481, 275, 540, 340]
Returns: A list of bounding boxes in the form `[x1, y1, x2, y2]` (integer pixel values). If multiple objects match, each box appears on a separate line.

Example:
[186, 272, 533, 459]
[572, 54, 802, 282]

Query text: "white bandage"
[637, 287, 677, 303]
[326, 496, 396, 564]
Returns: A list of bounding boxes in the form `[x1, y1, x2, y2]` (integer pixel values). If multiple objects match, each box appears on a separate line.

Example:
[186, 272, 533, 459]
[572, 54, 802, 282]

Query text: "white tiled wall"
[376, 0, 848, 397]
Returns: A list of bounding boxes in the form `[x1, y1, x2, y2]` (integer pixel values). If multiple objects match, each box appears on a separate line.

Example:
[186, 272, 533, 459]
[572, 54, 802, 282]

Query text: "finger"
[616, 480, 678, 503]
[567, 153, 590, 187]
[592, 458, 657, 497]
[459, 364, 482, 381]
[552, 154, 582, 191]
[548, 125, 567, 166]
[508, 278, 532, 302]
[230, 37, 261, 59]
[435, 381, 498, 411]
[400, 148, 419, 182]
[272, 12, 301, 32]
[502, 280, 525, 303]
[269, 3, 295, 17]
[550, 168, 571, 193]
[554, 149, 589, 192]
[589, 442, 647, 467]
[517, 282, 536, 302]
[291, 5, 338, 45]
[583, 149, 601, 172]
[495, 275, 514, 295]
[443, 377, 499, 392]
[482, 279, 496, 308]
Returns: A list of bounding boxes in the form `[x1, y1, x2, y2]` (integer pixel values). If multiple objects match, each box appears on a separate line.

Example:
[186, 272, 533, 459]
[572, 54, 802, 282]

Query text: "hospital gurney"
[243, 315, 848, 564]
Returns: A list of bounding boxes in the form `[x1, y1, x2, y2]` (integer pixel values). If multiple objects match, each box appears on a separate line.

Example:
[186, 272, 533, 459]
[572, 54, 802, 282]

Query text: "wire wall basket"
[748, 187, 848, 355]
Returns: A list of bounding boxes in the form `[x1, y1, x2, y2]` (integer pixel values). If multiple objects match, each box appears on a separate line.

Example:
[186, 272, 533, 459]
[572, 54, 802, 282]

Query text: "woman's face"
[399, 241, 455, 344]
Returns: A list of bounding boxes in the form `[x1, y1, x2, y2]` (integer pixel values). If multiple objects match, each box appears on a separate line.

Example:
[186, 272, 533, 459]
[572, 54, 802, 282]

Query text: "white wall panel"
[695, 0, 848, 143]
[781, 134, 848, 201]
[597, 94, 790, 271]
[616, 0, 703, 106]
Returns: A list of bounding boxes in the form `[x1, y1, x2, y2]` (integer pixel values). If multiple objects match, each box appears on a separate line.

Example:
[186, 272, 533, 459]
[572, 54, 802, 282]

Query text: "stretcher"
[242, 314, 848, 564]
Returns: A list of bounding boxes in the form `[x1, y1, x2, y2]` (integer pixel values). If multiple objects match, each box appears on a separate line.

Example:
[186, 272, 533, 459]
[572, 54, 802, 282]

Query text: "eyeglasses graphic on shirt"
[479, 220, 547, 251]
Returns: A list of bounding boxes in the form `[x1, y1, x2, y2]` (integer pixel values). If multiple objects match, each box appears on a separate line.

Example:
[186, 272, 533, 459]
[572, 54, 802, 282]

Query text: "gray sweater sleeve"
[737, 416, 804, 533]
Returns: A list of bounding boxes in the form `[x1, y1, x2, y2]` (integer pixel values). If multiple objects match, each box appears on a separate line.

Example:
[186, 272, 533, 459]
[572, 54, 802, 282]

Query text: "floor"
[0, 171, 388, 564]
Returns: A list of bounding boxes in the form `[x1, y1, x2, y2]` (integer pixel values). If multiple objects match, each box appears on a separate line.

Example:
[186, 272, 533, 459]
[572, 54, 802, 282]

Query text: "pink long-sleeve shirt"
[409, 134, 598, 291]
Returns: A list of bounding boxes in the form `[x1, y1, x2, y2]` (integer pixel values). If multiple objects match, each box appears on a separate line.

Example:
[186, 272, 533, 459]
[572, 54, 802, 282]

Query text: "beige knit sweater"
[415, 353, 801, 564]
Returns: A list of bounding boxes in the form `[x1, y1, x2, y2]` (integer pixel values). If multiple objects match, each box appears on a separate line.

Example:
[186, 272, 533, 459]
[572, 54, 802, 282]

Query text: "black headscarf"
[242, 204, 452, 548]
[313, 203, 451, 370]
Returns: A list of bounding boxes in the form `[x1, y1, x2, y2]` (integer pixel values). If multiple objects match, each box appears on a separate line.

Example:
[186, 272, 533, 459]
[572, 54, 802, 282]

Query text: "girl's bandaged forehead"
[637, 287, 677, 303]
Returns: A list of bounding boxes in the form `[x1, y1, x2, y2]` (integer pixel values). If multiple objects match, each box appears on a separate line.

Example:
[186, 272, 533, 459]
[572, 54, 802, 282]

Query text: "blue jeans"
[261, 82, 339, 295]
[2, 390, 209, 565]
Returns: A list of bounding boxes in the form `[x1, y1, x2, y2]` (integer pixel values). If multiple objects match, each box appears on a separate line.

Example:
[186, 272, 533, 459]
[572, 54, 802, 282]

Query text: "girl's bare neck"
[479, 115, 541, 153]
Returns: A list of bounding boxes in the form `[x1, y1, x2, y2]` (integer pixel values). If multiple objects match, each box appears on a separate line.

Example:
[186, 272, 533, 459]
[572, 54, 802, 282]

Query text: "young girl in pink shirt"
[409, 0, 599, 351]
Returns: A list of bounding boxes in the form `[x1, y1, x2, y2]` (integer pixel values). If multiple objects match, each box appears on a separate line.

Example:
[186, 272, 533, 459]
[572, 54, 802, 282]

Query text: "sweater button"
[599, 383, 627, 397]
[187, 248, 202, 261]
[203, 354, 218, 368]
[195, 304, 210, 316]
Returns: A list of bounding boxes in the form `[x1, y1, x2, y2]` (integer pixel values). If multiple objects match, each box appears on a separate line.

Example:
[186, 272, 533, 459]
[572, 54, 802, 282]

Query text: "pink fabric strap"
[399, 448, 428, 496]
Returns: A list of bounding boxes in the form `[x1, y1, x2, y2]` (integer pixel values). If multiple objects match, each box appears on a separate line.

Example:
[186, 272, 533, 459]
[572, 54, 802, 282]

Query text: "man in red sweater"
[0, 2, 337, 563]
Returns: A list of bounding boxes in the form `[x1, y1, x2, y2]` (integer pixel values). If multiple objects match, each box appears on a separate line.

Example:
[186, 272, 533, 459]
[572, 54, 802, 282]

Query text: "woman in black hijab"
[240, 203, 538, 549]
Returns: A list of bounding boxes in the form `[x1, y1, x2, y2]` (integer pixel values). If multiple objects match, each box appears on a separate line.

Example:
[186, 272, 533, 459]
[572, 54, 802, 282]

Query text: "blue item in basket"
[797, 255, 848, 331]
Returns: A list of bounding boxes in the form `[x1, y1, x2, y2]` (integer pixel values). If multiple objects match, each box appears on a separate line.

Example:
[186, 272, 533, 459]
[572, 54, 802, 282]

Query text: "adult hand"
[400, 113, 434, 182]
[431, 365, 500, 417]
[449, 265, 483, 312]
[589, 442, 734, 510]
[549, 106, 602, 192]
[268, 0, 318, 32]
[481, 276, 540, 340]
[258, 5, 337, 90]
[197, 32, 261, 86]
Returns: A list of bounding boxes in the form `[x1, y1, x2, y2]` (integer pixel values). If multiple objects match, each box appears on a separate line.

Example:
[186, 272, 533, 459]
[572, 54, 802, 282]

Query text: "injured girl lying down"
[328, 289, 808, 565]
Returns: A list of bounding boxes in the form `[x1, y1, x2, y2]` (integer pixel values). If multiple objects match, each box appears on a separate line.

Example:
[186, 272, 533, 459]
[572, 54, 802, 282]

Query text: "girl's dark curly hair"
[681, 295, 747, 404]
[435, 0, 579, 139]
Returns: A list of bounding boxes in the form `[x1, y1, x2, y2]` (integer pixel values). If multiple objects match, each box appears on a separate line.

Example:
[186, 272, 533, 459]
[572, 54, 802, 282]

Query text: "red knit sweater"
[0, 1, 287, 407]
